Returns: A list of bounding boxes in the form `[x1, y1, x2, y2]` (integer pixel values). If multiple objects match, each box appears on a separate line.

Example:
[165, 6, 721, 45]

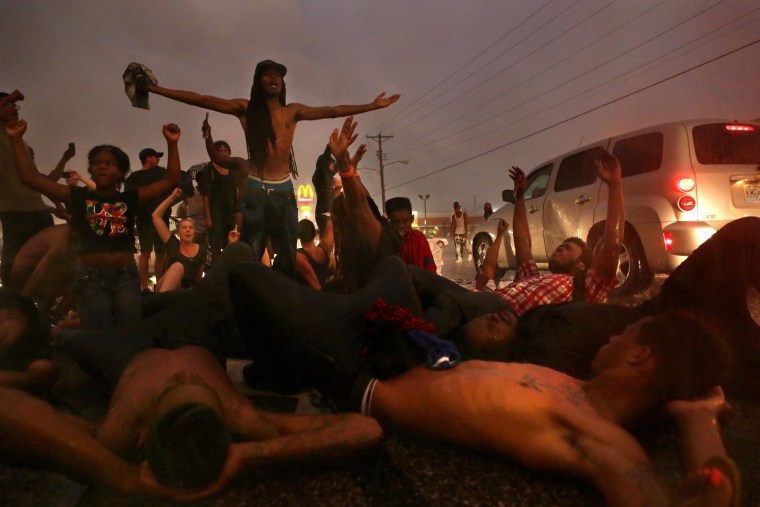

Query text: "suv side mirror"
[502, 189, 515, 203]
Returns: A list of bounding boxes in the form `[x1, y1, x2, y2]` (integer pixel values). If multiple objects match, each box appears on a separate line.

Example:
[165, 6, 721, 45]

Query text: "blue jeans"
[75, 263, 140, 329]
[240, 184, 298, 277]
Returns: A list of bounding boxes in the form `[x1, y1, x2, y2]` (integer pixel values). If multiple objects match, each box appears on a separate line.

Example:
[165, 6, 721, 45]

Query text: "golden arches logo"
[297, 184, 314, 204]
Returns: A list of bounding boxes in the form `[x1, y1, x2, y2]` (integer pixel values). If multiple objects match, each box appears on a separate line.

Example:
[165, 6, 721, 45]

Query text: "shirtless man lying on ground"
[230, 258, 738, 506]
[0, 346, 381, 499]
[226, 117, 740, 505]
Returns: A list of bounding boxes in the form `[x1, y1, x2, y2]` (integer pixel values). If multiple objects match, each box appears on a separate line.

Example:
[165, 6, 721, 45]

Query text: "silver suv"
[471, 119, 760, 294]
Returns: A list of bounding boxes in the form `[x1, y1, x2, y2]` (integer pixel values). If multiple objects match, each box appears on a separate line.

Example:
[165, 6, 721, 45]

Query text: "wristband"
[339, 165, 358, 178]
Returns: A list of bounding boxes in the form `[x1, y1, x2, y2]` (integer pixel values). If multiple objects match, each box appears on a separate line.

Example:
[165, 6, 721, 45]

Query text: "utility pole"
[418, 194, 430, 227]
[366, 132, 393, 214]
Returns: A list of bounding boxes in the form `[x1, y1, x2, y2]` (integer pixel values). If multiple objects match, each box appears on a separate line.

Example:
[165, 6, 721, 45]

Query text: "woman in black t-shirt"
[7, 120, 182, 329]
[152, 188, 207, 292]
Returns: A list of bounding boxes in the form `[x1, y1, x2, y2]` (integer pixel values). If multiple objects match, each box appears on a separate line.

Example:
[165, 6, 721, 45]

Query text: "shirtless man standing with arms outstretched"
[143, 60, 399, 276]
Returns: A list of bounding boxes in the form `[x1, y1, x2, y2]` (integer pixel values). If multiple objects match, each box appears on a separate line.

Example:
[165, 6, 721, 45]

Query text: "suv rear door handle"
[574, 195, 592, 204]
[528, 205, 540, 214]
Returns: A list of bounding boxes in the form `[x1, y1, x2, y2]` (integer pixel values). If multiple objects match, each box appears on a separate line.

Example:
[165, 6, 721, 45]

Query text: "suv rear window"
[693, 123, 760, 164]
[612, 132, 663, 177]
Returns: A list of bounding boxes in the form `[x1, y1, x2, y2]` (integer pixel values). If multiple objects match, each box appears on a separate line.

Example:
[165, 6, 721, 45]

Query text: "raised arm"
[590, 148, 624, 281]
[5, 121, 71, 203]
[202, 118, 248, 174]
[147, 83, 248, 118]
[667, 387, 738, 506]
[475, 219, 507, 290]
[295, 252, 322, 290]
[318, 218, 335, 254]
[47, 145, 75, 181]
[152, 188, 183, 244]
[509, 166, 533, 267]
[65, 170, 96, 191]
[294, 92, 400, 122]
[328, 117, 381, 246]
[137, 123, 182, 204]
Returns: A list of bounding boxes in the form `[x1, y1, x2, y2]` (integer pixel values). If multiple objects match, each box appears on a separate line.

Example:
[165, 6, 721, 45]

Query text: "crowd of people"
[0, 58, 755, 505]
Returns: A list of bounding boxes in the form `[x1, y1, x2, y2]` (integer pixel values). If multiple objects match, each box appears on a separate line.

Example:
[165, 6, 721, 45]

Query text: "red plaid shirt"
[492, 259, 616, 316]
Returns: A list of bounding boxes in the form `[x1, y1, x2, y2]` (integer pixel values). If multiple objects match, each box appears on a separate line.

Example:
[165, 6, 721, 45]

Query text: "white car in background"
[471, 119, 760, 295]
[417, 226, 448, 274]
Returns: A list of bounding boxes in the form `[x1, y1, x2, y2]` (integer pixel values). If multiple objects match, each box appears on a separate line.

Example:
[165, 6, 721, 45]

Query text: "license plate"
[744, 183, 760, 203]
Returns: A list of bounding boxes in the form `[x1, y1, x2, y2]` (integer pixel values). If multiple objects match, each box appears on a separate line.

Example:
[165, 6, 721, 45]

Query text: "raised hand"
[349, 144, 367, 168]
[593, 147, 621, 184]
[201, 118, 211, 139]
[328, 116, 359, 166]
[665, 386, 732, 424]
[228, 225, 240, 244]
[373, 92, 400, 109]
[497, 218, 508, 236]
[162, 123, 181, 143]
[66, 170, 83, 184]
[62, 145, 75, 161]
[5, 119, 27, 139]
[170, 187, 184, 201]
[8, 90, 24, 102]
[509, 166, 527, 199]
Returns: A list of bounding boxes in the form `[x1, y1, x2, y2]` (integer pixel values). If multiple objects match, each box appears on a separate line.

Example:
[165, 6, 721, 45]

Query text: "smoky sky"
[3, 0, 760, 213]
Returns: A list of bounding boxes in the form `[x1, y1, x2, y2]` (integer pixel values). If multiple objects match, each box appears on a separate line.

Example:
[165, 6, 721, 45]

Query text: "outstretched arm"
[5, 120, 70, 203]
[591, 148, 624, 280]
[137, 123, 182, 204]
[152, 187, 183, 244]
[475, 219, 507, 290]
[294, 92, 400, 122]
[147, 83, 248, 118]
[235, 408, 382, 464]
[509, 166, 532, 267]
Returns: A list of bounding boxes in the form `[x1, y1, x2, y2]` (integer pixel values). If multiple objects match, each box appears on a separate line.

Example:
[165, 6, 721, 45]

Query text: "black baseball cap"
[139, 148, 163, 162]
[255, 59, 287, 77]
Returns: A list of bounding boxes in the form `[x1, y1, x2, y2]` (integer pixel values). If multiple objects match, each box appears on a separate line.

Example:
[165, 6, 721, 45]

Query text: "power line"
[372, 1, 556, 132]
[399, 0, 729, 155]
[402, 1, 757, 159]
[399, 0, 671, 151]
[390, 0, 611, 135]
[383, 36, 760, 193]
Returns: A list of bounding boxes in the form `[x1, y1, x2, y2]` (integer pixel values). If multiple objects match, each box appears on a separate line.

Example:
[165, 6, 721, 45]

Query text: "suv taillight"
[677, 195, 696, 211]
[725, 124, 755, 132]
[677, 177, 695, 192]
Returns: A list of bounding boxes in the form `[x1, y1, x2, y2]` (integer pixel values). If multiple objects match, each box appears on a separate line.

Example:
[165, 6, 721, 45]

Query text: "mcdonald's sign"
[297, 184, 315, 206]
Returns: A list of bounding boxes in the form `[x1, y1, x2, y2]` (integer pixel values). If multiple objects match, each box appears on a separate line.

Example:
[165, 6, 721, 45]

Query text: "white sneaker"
[467, 254, 473, 261]
[455, 258, 462, 263]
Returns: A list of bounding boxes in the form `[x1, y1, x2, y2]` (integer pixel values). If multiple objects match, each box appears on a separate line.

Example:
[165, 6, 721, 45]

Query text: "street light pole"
[418, 194, 430, 227]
